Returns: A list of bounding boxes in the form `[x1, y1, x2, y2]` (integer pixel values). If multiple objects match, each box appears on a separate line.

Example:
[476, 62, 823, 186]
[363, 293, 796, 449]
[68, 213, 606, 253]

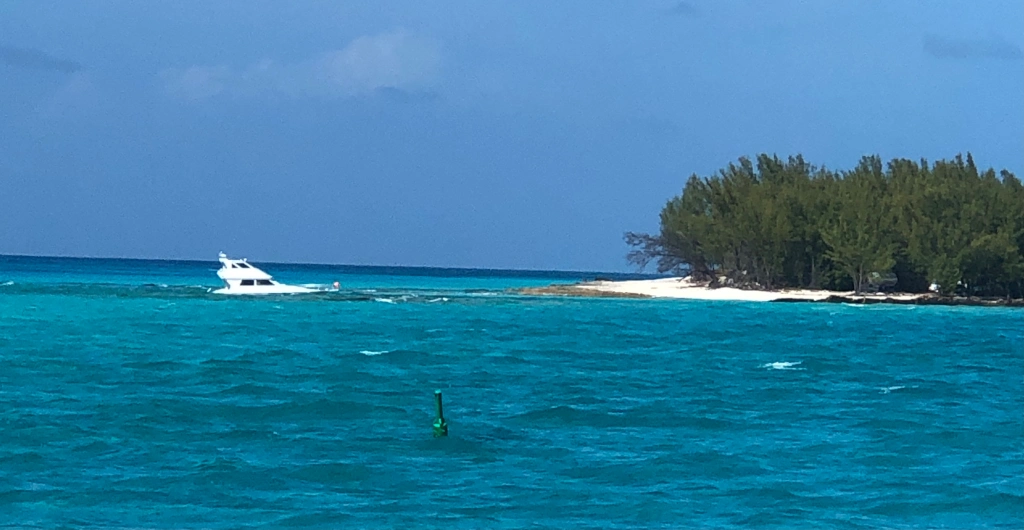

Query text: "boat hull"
[213, 285, 317, 295]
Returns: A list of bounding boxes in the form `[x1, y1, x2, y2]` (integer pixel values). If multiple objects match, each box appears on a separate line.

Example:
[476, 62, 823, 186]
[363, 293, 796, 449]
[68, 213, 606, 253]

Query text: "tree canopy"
[626, 153, 1024, 298]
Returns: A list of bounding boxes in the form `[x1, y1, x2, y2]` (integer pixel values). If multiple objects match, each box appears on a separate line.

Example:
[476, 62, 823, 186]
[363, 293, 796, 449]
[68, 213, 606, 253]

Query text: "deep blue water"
[1, 256, 1021, 528]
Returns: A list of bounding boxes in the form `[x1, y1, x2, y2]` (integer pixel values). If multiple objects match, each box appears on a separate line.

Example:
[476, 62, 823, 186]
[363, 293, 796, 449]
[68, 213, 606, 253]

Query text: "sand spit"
[515, 277, 1023, 307]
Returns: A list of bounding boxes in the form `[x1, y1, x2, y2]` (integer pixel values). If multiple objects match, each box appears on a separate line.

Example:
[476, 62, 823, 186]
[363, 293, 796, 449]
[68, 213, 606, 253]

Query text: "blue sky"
[1, 1, 1021, 271]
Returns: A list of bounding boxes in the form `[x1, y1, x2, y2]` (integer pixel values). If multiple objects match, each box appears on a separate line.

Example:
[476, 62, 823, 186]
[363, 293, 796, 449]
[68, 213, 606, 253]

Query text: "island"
[519, 153, 1024, 307]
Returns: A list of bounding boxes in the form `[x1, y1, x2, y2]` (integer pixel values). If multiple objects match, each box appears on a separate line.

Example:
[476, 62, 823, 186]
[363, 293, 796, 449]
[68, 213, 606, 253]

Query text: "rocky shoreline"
[776, 294, 1024, 307]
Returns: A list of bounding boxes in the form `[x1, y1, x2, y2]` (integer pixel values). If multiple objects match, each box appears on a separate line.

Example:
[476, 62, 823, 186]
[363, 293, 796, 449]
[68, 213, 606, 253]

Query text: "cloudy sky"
[1, 1, 1021, 271]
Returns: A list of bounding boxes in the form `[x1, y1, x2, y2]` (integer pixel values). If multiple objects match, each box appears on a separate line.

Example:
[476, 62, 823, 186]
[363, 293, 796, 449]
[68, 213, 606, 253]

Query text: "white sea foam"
[880, 385, 906, 394]
[374, 298, 396, 304]
[762, 361, 803, 370]
[360, 350, 390, 356]
[0, 281, 13, 286]
[427, 297, 449, 303]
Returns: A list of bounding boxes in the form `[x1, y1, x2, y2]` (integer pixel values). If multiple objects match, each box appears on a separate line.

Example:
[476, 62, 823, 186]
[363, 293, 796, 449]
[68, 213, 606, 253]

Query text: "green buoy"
[432, 390, 448, 437]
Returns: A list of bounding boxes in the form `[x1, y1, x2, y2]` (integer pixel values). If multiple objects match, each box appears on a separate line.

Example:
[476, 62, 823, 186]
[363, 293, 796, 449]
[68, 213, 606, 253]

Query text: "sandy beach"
[520, 276, 931, 303]
[585, 277, 928, 302]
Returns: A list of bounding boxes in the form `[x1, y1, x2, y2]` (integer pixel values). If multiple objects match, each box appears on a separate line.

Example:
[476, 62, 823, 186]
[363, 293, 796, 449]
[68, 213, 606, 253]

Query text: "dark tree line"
[626, 153, 1024, 298]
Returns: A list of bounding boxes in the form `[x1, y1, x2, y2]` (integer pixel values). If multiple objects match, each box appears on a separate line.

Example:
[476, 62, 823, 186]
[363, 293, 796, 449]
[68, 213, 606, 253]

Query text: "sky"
[1, 1, 1022, 271]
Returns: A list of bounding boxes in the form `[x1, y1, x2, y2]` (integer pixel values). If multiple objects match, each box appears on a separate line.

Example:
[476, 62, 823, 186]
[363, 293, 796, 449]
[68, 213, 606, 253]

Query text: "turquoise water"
[1, 256, 1021, 528]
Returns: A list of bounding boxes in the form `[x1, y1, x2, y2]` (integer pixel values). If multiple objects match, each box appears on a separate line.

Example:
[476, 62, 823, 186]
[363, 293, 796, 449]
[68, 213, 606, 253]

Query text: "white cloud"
[315, 31, 441, 93]
[159, 30, 441, 100]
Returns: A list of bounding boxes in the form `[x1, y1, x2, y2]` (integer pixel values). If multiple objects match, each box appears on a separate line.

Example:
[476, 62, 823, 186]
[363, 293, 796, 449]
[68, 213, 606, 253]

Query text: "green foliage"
[626, 153, 1024, 298]
[820, 157, 897, 292]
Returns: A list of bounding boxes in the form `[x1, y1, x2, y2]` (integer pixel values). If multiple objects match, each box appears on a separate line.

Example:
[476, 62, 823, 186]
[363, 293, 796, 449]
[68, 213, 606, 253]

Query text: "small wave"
[373, 298, 395, 304]
[360, 350, 391, 356]
[880, 385, 905, 394]
[0, 281, 13, 286]
[427, 297, 449, 303]
[298, 284, 334, 290]
[511, 405, 621, 428]
[762, 361, 803, 370]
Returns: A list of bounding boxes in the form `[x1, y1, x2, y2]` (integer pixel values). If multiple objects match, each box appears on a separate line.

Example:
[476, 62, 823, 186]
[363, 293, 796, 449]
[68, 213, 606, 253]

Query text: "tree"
[625, 152, 1022, 299]
[821, 157, 895, 293]
[959, 232, 1024, 298]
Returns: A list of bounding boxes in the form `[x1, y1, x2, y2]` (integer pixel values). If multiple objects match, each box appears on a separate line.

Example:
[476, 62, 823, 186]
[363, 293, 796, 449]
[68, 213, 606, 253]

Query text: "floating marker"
[432, 390, 448, 437]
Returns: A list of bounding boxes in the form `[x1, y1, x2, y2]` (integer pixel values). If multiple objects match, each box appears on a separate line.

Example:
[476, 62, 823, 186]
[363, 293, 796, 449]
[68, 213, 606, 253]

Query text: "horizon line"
[0, 252, 656, 277]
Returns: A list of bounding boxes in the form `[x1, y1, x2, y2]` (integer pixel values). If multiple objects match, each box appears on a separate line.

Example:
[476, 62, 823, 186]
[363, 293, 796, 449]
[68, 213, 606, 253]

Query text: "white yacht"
[213, 253, 316, 295]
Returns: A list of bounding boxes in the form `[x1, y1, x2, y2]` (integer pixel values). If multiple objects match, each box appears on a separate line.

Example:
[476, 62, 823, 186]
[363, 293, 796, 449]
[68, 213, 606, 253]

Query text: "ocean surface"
[1, 255, 1021, 529]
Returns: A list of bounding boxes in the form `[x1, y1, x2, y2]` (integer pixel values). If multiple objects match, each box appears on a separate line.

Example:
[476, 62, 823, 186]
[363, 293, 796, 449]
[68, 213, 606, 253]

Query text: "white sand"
[576, 277, 925, 303]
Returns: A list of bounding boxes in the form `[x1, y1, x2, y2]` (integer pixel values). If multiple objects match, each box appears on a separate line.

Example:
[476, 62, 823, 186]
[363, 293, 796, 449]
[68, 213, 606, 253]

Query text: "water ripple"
[1, 281, 1021, 528]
